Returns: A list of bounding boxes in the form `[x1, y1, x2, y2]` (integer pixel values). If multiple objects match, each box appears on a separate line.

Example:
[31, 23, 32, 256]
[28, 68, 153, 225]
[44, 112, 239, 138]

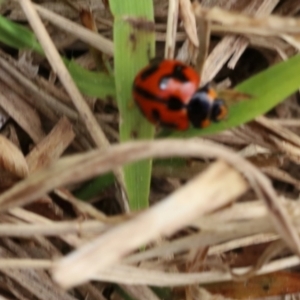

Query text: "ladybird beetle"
[132, 59, 227, 130]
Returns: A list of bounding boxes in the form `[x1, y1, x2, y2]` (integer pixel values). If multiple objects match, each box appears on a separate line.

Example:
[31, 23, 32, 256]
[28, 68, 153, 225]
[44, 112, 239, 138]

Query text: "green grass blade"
[0, 15, 115, 99]
[74, 173, 114, 201]
[160, 53, 300, 138]
[64, 60, 115, 98]
[0, 14, 43, 54]
[110, 1, 155, 210]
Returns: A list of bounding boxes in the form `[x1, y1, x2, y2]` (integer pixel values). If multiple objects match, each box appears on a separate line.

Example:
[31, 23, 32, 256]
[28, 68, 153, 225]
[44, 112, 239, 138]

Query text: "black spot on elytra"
[171, 64, 189, 82]
[167, 97, 184, 110]
[134, 86, 161, 102]
[140, 64, 160, 80]
[158, 64, 189, 90]
[151, 109, 177, 129]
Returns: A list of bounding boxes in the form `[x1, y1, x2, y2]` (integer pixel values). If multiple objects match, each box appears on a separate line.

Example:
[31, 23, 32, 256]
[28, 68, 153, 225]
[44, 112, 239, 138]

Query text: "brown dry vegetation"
[1, 0, 300, 299]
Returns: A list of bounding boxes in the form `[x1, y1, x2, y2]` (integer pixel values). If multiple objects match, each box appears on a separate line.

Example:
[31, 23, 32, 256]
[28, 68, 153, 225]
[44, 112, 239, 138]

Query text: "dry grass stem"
[0, 220, 106, 237]
[0, 259, 52, 269]
[26, 117, 75, 173]
[165, 0, 179, 59]
[0, 82, 45, 144]
[195, 5, 300, 36]
[0, 135, 28, 179]
[34, 4, 114, 56]
[179, 0, 199, 47]
[195, 18, 210, 77]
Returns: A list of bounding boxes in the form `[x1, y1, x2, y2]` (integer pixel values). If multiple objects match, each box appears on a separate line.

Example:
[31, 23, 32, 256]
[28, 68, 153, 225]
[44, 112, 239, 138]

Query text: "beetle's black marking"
[167, 96, 185, 110]
[140, 64, 160, 80]
[157, 64, 189, 87]
[187, 91, 211, 128]
[134, 86, 187, 111]
[171, 64, 189, 82]
[135, 93, 180, 129]
[152, 109, 178, 129]
[134, 86, 162, 101]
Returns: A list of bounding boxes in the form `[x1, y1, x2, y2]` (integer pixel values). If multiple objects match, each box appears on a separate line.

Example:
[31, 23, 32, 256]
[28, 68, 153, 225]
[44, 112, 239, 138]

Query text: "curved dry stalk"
[0, 139, 264, 210]
[208, 233, 278, 255]
[230, 240, 285, 281]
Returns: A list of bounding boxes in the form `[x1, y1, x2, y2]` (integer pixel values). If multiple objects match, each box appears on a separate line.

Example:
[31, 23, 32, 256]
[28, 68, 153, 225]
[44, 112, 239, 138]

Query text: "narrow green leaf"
[64, 60, 115, 98]
[110, 1, 155, 210]
[0, 14, 43, 54]
[161, 53, 300, 138]
[74, 173, 114, 201]
[0, 15, 115, 99]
